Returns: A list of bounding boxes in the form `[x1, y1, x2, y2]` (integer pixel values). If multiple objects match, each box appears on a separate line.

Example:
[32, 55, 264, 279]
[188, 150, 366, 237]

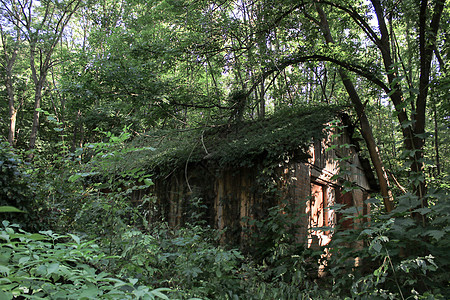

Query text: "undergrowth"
[1, 128, 449, 299]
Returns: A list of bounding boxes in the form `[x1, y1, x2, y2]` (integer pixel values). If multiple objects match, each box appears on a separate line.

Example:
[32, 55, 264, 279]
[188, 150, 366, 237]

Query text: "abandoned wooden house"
[132, 105, 377, 249]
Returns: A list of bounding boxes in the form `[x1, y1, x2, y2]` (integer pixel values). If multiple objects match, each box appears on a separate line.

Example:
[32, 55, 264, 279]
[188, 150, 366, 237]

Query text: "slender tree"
[0, 0, 83, 154]
[315, 4, 394, 212]
[0, 22, 21, 146]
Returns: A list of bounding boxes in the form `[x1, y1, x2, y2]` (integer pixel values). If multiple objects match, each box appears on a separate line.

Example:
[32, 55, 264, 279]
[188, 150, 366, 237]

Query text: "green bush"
[327, 189, 450, 299]
[0, 143, 35, 229]
[101, 221, 331, 300]
[0, 220, 170, 299]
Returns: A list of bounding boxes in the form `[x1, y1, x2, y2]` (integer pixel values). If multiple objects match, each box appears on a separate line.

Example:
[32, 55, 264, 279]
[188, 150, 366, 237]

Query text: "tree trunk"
[6, 76, 17, 146]
[29, 83, 44, 151]
[28, 38, 42, 152]
[370, 0, 415, 150]
[316, 4, 394, 212]
[412, 0, 445, 202]
[24, 0, 82, 154]
[433, 103, 440, 176]
[1, 28, 20, 147]
[370, 0, 445, 210]
[8, 107, 17, 146]
[8, 107, 17, 147]
[257, 1, 267, 118]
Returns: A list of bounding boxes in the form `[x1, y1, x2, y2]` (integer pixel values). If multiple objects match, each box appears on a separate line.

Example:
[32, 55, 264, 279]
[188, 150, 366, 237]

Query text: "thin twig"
[201, 130, 209, 155]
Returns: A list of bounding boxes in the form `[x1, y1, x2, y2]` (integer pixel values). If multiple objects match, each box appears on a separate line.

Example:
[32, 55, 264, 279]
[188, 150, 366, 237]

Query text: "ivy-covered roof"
[131, 105, 342, 176]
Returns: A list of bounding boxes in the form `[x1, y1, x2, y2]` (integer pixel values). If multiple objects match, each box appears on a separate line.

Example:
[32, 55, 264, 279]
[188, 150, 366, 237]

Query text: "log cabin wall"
[274, 162, 311, 245]
[152, 167, 217, 228]
[214, 167, 268, 245]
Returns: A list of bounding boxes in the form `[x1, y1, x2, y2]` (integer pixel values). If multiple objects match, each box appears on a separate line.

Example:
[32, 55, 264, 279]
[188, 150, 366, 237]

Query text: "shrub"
[0, 220, 170, 299]
[0, 143, 34, 229]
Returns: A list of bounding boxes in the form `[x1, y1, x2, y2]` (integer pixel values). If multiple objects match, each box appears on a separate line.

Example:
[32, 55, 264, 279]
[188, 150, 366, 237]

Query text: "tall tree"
[0, 19, 21, 146]
[315, 4, 394, 212]
[0, 0, 82, 153]
[0, 1, 27, 146]
[368, 0, 445, 212]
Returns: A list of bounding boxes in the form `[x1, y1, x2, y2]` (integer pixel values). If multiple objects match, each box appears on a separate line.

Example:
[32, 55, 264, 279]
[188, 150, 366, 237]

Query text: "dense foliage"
[1, 126, 449, 299]
[0, 0, 449, 298]
[0, 221, 171, 299]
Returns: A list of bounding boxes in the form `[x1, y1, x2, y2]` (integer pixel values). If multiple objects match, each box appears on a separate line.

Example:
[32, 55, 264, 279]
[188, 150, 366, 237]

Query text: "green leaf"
[401, 119, 415, 129]
[68, 174, 81, 182]
[35, 264, 47, 276]
[424, 230, 445, 241]
[216, 269, 222, 277]
[79, 284, 100, 298]
[340, 207, 358, 215]
[18, 256, 30, 265]
[414, 132, 430, 139]
[133, 286, 150, 298]
[27, 233, 47, 241]
[0, 265, 10, 275]
[68, 172, 99, 183]
[47, 263, 60, 275]
[413, 207, 431, 215]
[143, 178, 153, 186]
[39, 230, 57, 238]
[0, 206, 24, 213]
[359, 229, 375, 237]
[371, 241, 382, 253]
[68, 234, 81, 245]
[0, 233, 9, 242]
[150, 288, 171, 299]
[325, 144, 337, 152]
[0, 290, 12, 300]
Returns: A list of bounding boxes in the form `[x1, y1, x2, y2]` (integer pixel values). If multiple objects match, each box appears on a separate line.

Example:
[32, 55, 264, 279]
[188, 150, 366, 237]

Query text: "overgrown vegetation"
[0, 220, 170, 299]
[1, 126, 449, 299]
[123, 105, 341, 177]
[1, 0, 449, 298]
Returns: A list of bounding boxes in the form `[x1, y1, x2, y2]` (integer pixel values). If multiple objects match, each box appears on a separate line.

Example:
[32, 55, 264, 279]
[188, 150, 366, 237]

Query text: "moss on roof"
[130, 104, 342, 176]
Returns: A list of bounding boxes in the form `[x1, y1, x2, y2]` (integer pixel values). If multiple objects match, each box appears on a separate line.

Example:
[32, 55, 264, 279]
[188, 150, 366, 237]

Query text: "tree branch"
[318, 0, 382, 49]
[246, 53, 390, 98]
